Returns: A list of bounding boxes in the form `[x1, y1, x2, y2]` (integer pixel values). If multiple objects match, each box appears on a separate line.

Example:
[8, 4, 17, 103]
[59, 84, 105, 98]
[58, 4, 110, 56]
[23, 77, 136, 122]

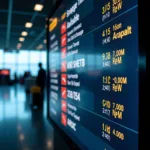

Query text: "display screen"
[49, 0, 138, 149]
[0, 70, 10, 76]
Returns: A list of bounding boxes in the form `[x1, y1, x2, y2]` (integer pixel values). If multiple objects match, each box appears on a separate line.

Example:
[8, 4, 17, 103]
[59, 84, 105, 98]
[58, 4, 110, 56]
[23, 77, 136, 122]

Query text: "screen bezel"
[46, 0, 147, 149]
[138, 0, 147, 149]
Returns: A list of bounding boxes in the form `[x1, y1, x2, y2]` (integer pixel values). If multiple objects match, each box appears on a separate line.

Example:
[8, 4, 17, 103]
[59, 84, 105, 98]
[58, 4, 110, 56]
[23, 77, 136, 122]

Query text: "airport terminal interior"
[0, 1, 71, 150]
[0, 0, 147, 150]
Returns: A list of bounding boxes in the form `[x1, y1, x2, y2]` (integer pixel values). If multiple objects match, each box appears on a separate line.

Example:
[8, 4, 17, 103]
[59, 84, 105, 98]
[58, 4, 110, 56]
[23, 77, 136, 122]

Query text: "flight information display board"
[49, 0, 138, 149]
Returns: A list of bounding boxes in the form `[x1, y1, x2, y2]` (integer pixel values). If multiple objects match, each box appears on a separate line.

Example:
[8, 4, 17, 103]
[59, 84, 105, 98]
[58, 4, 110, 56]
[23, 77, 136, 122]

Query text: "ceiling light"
[39, 44, 43, 49]
[19, 134, 24, 141]
[17, 43, 22, 49]
[25, 22, 33, 28]
[47, 140, 52, 148]
[37, 44, 43, 50]
[44, 39, 47, 43]
[34, 4, 44, 11]
[21, 31, 28, 36]
[49, 18, 53, 22]
[17, 43, 22, 46]
[19, 37, 25, 42]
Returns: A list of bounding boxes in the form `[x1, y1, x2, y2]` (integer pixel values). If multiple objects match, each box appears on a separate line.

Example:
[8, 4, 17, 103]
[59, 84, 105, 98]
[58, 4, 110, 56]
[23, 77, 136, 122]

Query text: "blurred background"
[0, 1, 71, 150]
[0, 0, 54, 84]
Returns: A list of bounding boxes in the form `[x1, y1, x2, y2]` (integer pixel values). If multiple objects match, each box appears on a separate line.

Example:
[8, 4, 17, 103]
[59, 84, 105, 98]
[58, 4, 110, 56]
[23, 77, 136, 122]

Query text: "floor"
[0, 85, 70, 150]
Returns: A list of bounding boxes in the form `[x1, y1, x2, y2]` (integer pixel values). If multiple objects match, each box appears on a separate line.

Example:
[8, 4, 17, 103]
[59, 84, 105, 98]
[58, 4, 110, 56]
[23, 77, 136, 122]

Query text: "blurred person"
[36, 63, 46, 104]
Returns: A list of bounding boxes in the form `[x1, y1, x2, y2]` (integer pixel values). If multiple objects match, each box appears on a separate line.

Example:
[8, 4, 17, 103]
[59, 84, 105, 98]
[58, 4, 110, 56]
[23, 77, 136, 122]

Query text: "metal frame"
[138, 0, 147, 149]
[6, 0, 13, 49]
[0, 9, 46, 17]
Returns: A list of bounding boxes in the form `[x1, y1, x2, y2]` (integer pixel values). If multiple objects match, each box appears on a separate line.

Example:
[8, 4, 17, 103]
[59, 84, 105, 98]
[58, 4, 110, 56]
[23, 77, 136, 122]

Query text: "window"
[4, 52, 16, 64]
[0, 50, 47, 78]
[30, 51, 40, 63]
[18, 51, 29, 64]
[0, 49, 4, 64]
[29, 64, 39, 76]
[18, 65, 29, 76]
[4, 64, 16, 76]
[40, 51, 47, 64]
